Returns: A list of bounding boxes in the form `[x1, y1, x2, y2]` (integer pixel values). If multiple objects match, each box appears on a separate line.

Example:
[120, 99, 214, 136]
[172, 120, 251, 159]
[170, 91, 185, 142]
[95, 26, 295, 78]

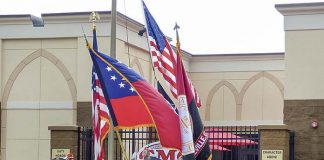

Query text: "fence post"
[48, 125, 79, 159]
[258, 125, 290, 160]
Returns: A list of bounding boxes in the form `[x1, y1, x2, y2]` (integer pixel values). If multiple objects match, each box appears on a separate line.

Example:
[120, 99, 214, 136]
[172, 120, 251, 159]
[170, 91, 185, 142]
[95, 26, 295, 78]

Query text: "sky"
[0, 0, 323, 54]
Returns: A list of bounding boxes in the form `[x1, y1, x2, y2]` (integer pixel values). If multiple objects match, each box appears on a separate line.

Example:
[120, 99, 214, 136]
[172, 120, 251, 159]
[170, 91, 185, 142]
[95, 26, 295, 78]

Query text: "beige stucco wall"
[1, 39, 76, 160]
[190, 70, 284, 123]
[285, 30, 324, 100]
[0, 39, 2, 99]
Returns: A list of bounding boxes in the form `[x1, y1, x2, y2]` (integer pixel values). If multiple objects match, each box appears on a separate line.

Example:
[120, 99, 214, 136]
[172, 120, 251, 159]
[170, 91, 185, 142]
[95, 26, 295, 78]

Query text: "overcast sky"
[1, 0, 322, 54]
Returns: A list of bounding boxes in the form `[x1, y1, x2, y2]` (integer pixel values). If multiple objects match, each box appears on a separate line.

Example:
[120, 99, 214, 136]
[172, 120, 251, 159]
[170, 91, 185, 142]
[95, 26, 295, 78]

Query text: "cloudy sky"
[1, 0, 322, 54]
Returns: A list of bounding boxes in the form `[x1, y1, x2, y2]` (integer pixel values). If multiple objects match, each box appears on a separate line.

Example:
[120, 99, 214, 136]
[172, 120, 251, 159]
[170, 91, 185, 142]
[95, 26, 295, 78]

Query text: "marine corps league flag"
[175, 39, 212, 160]
[143, 1, 212, 159]
[86, 29, 182, 151]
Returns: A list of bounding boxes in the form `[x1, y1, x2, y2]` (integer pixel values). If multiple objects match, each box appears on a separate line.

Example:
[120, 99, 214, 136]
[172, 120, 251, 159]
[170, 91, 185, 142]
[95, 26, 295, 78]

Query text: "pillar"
[48, 126, 79, 159]
[276, 2, 324, 159]
[258, 125, 290, 160]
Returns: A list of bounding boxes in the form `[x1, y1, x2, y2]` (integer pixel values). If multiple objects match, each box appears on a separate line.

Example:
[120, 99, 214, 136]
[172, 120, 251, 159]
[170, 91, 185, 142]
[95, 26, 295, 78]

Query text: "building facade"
[0, 11, 286, 160]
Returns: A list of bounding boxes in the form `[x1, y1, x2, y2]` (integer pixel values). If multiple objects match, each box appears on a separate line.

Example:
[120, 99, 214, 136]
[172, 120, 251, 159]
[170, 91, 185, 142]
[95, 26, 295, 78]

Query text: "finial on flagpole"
[174, 22, 180, 30]
[90, 11, 100, 29]
[81, 25, 90, 48]
[173, 22, 181, 49]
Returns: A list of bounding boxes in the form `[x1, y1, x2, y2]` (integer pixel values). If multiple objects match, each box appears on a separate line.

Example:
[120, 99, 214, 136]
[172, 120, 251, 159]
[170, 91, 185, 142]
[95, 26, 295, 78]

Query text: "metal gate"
[206, 126, 259, 160]
[77, 127, 109, 160]
[78, 126, 259, 160]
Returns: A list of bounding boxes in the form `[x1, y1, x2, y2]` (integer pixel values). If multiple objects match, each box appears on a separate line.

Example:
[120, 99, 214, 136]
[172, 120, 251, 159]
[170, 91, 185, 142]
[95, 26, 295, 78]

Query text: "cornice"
[0, 14, 33, 25]
[190, 52, 285, 62]
[276, 2, 324, 16]
[42, 11, 144, 30]
[0, 11, 144, 30]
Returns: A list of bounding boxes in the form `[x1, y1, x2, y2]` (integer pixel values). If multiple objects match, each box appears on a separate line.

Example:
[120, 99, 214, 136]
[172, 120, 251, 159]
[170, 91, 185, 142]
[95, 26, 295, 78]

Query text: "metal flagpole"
[108, 0, 117, 158]
[174, 22, 196, 160]
[110, 1, 129, 160]
[111, 0, 117, 58]
[115, 129, 128, 160]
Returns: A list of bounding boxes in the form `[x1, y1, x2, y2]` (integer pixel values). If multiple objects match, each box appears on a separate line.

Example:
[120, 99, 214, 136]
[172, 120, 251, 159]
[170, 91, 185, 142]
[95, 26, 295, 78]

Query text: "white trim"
[6, 101, 73, 109]
[204, 120, 284, 126]
[276, 2, 324, 30]
[284, 14, 324, 30]
[190, 59, 285, 73]
[276, 2, 324, 16]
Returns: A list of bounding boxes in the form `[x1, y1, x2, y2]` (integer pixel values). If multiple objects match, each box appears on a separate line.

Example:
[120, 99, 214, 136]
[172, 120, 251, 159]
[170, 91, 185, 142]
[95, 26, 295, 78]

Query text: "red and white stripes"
[148, 36, 202, 107]
[149, 37, 178, 97]
[92, 72, 110, 160]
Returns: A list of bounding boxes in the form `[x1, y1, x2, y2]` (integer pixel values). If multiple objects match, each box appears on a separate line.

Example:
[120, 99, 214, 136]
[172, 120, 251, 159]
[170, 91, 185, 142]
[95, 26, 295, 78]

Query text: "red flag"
[87, 38, 182, 150]
[174, 32, 212, 160]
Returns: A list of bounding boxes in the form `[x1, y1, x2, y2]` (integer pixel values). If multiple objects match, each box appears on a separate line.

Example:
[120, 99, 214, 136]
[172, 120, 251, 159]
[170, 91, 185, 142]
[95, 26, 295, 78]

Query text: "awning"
[206, 128, 257, 146]
[209, 144, 231, 151]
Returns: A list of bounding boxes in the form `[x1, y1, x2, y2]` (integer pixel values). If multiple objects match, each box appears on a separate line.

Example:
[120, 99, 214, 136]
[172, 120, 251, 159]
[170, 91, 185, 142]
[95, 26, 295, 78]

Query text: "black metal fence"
[289, 131, 295, 160]
[77, 127, 109, 160]
[115, 128, 158, 160]
[78, 126, 259, 160]
[205, 126, 259, 160]
[77, 127, 92, 160]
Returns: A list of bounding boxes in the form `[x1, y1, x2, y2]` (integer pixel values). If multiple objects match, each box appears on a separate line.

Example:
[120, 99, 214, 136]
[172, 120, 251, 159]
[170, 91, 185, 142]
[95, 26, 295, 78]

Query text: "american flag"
[92, 68, 110, 160]
[143, 1, 201, 107]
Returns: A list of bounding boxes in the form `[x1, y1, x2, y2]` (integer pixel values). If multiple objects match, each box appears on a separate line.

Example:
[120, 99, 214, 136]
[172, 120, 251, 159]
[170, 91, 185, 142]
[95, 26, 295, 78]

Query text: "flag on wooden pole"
[174, 31, 212, 159]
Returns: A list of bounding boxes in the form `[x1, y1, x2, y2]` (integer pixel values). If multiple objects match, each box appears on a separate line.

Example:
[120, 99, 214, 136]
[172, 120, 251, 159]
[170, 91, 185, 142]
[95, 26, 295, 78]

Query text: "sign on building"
[51, 149, 70, 160]
[262, 150, 283, 160]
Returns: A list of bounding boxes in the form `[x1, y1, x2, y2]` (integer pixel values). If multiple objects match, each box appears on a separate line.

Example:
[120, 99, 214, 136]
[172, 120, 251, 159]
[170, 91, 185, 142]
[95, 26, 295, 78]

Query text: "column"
[276, 2, 324, 159]
[258, 125, 290, 160]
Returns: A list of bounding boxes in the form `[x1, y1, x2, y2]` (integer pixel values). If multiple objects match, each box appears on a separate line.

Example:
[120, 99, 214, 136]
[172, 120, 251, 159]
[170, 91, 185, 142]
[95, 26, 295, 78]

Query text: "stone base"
[284, 100, 324, 160]
[258, 125, 290, 160]
[48, 126, 79, 159]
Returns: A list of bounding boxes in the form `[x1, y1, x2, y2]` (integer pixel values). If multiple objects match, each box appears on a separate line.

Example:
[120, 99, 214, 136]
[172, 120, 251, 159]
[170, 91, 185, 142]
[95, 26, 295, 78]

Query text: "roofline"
[275, 2, 324, 9]
[276, 2, 324, 15]
[189, 52, 285, 61]
[191, 52, 284, 57]
[0, 11, 282, 56]
[0, 11, 144, 27]
[0, 14, 32, 18]
[41, 11, 144, 27]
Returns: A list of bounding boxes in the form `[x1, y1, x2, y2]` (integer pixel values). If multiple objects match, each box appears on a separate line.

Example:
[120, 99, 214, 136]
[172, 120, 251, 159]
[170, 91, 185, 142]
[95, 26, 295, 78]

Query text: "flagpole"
[174, 23, 196, 160]
[111, 0, 117, 59]
[110, 1, 129, 160]
[174, 22, 181, 57]
[108, 1, 117, 159]
[115, 129, 128, 160]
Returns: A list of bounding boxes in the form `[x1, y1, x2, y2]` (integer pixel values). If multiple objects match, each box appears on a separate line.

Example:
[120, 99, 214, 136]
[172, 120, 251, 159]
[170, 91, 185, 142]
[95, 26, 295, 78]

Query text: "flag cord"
[111, 2, 130, 159]
[115, 129, 129, 160]
[123, 0, 131, 66]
